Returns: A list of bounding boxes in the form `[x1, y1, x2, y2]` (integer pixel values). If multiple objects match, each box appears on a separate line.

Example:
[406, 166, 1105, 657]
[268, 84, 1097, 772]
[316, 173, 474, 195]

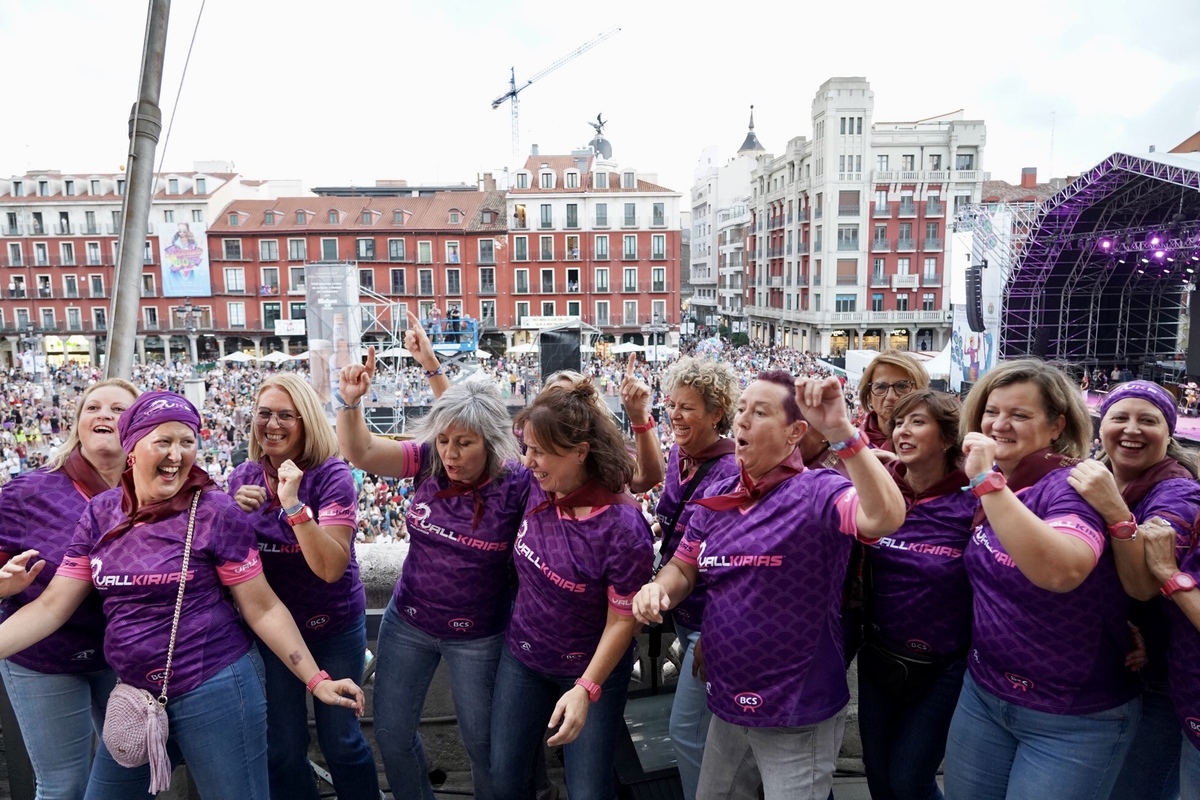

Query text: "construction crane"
[491, 27, 621, 166]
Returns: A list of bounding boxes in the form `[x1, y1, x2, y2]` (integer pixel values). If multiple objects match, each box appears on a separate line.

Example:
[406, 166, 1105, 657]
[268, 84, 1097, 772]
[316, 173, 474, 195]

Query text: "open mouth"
[93, 425, 115, 434]
[264, 433, 287, 443]
[157, 464, 181, 482]
[1117, 441, 1145, 451]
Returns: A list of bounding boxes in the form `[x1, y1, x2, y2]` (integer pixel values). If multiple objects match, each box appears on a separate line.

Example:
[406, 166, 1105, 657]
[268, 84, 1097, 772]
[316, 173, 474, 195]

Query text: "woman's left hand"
[794, 376, 852, 439]
[1143, 518, 1182, 585]
[312, 678, 365, 716]
[961, 432, 997, 479]
[619, 354, 652, 424]
[1125, 622, 1148, 672]
[546, 685, 590, 746]
[1066, 460, 1129, 523]
[276, 460, 303, 508]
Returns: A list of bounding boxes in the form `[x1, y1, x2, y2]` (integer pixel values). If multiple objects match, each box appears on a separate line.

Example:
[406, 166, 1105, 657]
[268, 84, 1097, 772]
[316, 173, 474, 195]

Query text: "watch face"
[1109, 521, 1137, 540]
[1180, 574, 1198, 590]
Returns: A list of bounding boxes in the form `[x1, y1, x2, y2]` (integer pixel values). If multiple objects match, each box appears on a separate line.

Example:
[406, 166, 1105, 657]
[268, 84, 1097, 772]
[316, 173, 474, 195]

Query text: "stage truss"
[992, 152, 1200, 368]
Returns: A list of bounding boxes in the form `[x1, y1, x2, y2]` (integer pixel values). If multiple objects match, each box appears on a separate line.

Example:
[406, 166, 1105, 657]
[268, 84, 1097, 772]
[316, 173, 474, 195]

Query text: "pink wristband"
[306, 669, 331, 694]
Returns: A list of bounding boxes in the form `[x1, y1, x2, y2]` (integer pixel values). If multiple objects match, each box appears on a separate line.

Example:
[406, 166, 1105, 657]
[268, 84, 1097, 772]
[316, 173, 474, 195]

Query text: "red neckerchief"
[102, 464, 216, 543]
[971, 447, 1077, 529]
[887, 460, 969, 509]
[527, 480, 638, 519]
[860, 413, 895, 452]
[259, 455, 312, 511]
[1120, 456, 1194, 510]
[62, 445, 114, 498]
[434, 476, 491, 531]
[679, 438, 737, 477]
[695, 447, 807, 512]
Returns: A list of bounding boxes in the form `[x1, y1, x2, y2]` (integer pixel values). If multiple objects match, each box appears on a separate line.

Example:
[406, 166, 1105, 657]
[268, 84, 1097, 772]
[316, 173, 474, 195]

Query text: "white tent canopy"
[220, 351, 255, 363]
[376, 347, 413, 358]
[610, 342, 645, 354]
[258, 351, 294, 364]
[508, 343, 538, 355]
[474, 349, 492, 359]
[844, 345, 952, 383]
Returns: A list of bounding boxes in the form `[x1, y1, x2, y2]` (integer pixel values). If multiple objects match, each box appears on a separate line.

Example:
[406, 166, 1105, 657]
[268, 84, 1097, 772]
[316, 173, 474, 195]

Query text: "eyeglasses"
[255, 409, 302, 428]
[870, 380, 915, 397]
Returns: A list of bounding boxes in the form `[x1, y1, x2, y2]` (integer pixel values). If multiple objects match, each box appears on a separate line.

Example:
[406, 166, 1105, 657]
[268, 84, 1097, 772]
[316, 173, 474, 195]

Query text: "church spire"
[738, 104, 765, 154]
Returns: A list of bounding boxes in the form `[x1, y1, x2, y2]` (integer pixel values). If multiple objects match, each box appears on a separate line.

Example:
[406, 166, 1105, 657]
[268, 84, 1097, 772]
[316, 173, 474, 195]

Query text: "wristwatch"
[970, 471, 1007, 498]
[574, 677, 602, 703]
[1106, 515, 1138, 541]
[1161, 572, 1197, 598]
[286, 505, 314, 526]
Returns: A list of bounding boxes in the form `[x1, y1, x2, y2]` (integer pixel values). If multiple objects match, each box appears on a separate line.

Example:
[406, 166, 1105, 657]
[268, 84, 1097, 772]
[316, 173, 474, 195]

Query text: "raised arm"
[404, 311, 450, 400]
[964, 432, 1096, 592]
[1067, 460, 1159, 599]
[275, 460, 352, 583]
[622, 354, 665, 493]
[795, 376, 905, 539]
[336, 347, 413, 478]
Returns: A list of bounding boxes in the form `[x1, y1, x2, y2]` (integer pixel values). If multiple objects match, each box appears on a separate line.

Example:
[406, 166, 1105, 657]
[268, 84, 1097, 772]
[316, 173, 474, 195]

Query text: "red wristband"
[631, 419, 656, 434]
[306, 669, 331, 694]
[829, 430, 867, 459]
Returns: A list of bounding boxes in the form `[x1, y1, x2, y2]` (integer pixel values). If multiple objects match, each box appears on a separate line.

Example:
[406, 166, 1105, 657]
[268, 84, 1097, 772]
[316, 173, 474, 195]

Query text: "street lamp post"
[175, 297, 198, 364]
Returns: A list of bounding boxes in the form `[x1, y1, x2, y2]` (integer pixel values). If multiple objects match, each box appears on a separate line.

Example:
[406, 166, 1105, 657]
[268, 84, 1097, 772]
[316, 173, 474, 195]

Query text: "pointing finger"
[626, 352, 636, 378]
[365, 346, 376, 378]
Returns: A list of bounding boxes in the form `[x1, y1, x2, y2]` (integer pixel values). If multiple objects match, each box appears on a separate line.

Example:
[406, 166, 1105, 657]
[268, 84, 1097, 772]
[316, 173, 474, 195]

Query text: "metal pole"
[106, 0, 170, 379]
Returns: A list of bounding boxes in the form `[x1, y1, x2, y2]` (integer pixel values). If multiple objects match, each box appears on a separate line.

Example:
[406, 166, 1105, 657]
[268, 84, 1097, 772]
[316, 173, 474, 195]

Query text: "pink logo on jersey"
[146, 667, 172, 685]
[734, 692, 764, 712]
[1005, 672, 1034, 692]
[307, 615, 330, 629]
[448, 618, 474, 631]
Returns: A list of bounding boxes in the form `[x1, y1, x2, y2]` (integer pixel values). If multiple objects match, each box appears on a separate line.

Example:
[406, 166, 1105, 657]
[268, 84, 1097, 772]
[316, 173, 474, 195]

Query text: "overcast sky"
[2, 0, 1197, 196]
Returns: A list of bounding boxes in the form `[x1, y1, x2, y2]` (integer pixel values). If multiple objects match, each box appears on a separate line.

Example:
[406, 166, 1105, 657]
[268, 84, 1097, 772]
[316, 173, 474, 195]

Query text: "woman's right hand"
[312, 677, 365, 717]
[339, 347, 376, 406]
[404, 311, 439, 373]
[1143, 518, 1182, 585]
[632, 581, 670, 625]
[961, 431, 997, 479]
[234, 485, 268, 513]
[1067, 460, 1129, 523]
[0, 550, 45, 598]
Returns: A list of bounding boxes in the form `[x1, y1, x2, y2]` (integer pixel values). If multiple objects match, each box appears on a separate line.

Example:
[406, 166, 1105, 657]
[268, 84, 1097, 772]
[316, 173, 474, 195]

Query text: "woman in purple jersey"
[0, 378, 137, 800]
[0, 391, 364, 799]
[858, 390, 973, 800]
[857, 350, 930, 451]
[338, 350, 526, 800]
[491, 381, 654, 800]
[650, 356, 740, 800]
[944, 360, 1140, 800]
[633, 373, 905, 800]
[229, 374, 379, 800]
[1066, 380, 1200, 800]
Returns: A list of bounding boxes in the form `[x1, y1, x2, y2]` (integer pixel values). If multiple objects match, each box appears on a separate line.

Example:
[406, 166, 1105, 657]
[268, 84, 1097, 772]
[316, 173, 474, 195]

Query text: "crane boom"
[491, 27, 621, 165]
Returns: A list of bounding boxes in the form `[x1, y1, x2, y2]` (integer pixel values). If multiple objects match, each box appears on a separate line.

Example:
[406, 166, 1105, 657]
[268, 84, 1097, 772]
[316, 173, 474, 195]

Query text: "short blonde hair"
[859, 350, 930, 411]
[46, 379, 140, 471]
[960, 358, 1092, 458]
[247, 374, 340, 465]
[663, 356, 739, 435]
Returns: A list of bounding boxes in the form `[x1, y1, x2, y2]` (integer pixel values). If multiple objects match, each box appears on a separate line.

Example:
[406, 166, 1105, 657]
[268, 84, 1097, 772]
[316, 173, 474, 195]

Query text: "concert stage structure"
[958, 151, 1200, 379]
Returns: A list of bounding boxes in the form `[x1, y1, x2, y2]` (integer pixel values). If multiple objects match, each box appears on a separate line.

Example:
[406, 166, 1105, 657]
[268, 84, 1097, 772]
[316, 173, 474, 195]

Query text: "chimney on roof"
[1020, 167, 1037, 189]
[480, 172, 496, 192]
[531, 144, 539, 156]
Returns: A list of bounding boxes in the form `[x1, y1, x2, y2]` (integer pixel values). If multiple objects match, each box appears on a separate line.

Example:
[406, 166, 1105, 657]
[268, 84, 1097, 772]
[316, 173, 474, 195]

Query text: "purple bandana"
[118, 391, 202, 452]
[1099, 381, 1177, 434]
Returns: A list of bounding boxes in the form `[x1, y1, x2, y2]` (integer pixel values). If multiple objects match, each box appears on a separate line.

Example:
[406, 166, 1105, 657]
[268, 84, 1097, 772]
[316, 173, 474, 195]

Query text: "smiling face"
[891, 402, 949, 473]
[981, 381, 1066, 473]
[78, 385, 136, 461]
[1101, 397, 1170, 481]
[254, 386, 304, 464]
[732, 380, 805, 481]
[521, 423, 588, 497]
[666, 384, 723, 455]
[131, 421, 197, 505]
[437, 422, 488, 485]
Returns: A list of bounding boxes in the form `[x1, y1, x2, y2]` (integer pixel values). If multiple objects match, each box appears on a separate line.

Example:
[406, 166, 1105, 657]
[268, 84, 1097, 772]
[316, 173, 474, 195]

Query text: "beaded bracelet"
[423, 366, 444, 378]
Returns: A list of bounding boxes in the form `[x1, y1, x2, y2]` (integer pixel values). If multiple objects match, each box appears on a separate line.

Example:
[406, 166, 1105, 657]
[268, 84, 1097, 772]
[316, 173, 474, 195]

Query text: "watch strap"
[306, 669, 331, 693]
[1106, 515, 1138, 541]
[574, 677, 602, 702]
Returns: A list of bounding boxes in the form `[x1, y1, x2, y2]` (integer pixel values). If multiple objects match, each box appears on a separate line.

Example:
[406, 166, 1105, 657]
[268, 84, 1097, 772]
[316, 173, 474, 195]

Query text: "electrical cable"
[154, 0, 207, 178]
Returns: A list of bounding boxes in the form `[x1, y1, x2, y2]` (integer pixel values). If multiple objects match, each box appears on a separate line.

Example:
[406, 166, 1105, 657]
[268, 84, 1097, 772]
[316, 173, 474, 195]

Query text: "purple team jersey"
[865, 487, 976, 658]
[678, 468, 862, 728]
[395, 442, 531, 639]
[655, 445, 741, 629]
[964, 468, 1137, 714]
[506, 482, 654, 678]
[228, 457, 364, 642]
[0, 469, 108, 673]
[59, 488, 261, 696]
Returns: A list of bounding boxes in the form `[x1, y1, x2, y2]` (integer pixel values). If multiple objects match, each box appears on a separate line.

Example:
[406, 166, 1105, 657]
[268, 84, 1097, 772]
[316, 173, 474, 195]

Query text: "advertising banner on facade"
[158, 221, 213, 297]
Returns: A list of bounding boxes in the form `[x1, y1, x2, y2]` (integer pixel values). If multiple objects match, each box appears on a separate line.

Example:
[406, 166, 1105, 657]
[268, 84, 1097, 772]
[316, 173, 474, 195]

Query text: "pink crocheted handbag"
[101, 491, 200, 792]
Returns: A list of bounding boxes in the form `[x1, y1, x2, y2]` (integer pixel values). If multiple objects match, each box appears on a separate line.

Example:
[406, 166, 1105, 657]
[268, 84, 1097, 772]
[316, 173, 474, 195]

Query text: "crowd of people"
[0, 334, 1200, 800]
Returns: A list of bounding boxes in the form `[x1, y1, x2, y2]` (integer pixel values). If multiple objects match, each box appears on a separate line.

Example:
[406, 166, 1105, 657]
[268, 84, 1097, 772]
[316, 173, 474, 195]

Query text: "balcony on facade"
[838, 205, 861, 217]
[872, 237, 892, 253]
[891, 274, 919, 290]
[873, 204, 892, 218]
[870, 272, 889, 288]
[898, 201, 917, 217]
[837, 237, 859, 252]
[897, 238, 916, 252]
[922, 272, 941, 286]
[926, 200, 944, 217]
[872, 169, 988, 184]
[923, 237, 944, 251]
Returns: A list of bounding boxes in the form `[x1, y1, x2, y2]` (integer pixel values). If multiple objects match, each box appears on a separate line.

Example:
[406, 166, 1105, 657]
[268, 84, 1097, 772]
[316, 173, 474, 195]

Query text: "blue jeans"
[943, 671, 1141, 800]
[0, 660, 117, 800]
[84, 650, 268, 800]
[257, 618, 379, 800]
[1107, 683, 1179, 800]
[1180, 734, 1200, 800]
[671, 622, 712, 800]
[373, 598, 502, 800]
[858, 656, 966, 800]
[491, 646, 634, 800]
